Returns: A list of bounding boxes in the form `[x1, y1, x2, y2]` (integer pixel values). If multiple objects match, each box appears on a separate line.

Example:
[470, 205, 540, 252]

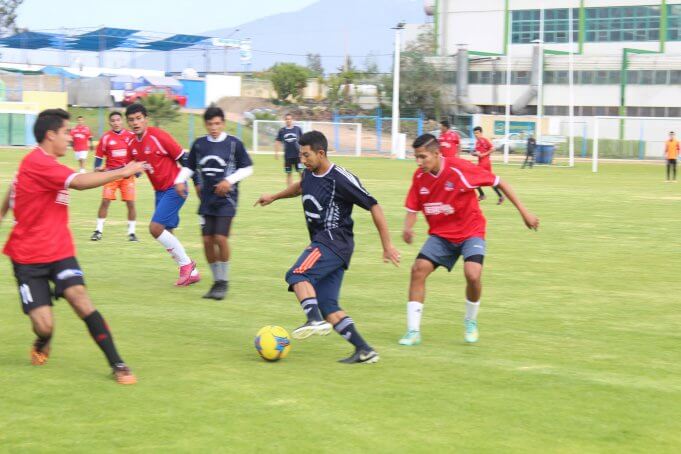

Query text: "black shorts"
[667, 159, 677, 164]
[200, 215, 233, 236]
[12, 257, 85, 315]
[284, 157, 303, 173]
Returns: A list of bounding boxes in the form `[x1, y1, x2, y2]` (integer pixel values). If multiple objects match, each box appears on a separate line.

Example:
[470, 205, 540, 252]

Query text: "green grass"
[0, 149, 680, 452]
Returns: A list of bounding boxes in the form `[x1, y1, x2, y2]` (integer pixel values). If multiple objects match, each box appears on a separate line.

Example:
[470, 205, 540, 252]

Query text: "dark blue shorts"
[418, 235, 486, 271]
[285, 242, 345, 317]
[152, 188, 187, 229]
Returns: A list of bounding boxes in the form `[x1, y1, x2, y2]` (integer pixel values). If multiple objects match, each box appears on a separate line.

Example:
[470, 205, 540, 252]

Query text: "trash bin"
[535, 144, 555, 164]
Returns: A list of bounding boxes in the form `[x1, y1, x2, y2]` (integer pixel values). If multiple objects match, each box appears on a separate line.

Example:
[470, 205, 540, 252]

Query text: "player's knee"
[411, 261, 431, 280]
[64, 286, 95, 318]
[149, 222, 164, 238]
[464, 266, 482, 285]
[325, 310, 345, 325]
[30, 310, 54, 336]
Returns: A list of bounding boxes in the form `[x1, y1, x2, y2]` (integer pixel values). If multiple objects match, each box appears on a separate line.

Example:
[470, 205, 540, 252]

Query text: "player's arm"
[0, 187, 10, 224]
[254, 181, 302, 206]
[215, 142, 254, 196]
[495, 179, 539, 230]
[403, 210, 418, 244]
[370, 204, 400, 267]
[94, 135, 105, 171]
[70, 161, 145, 190]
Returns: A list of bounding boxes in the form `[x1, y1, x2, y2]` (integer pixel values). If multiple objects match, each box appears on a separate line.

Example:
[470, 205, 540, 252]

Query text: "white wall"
[204, 75, 241, 105]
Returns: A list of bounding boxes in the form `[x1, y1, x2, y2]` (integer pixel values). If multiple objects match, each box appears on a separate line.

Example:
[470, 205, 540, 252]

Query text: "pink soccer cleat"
[175, 261, 201, 286]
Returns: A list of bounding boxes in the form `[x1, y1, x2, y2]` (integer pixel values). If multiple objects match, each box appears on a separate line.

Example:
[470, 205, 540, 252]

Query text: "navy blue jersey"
[187, 134, 253, 217]
[300, 164, 378, 267]
[276, 126, 303, 159]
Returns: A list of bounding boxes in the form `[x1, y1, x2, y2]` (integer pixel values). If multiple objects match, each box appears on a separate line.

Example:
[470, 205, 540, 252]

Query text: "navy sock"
[300, 298, 324, 322]
[83, 310, 124, 367]
[333, 316, 370, 351]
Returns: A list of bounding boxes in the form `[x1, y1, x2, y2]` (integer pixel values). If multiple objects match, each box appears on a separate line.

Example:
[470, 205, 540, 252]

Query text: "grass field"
[0, 148, 680, 452]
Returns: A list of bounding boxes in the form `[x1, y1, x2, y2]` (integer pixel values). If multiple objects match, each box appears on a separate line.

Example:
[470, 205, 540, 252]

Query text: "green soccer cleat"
[464, 319, 479, 343]
[398, 330, 421, 346]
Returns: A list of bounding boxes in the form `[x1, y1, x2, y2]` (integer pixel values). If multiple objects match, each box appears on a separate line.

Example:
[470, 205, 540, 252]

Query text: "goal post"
[252, 120, 363, 156]
[592, 116, 681, 172]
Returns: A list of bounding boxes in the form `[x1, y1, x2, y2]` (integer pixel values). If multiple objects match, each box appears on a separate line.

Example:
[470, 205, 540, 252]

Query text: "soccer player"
[664, 131, 679, 182]
[90, 111, 138, 241]
[473, 126, 504, 204]
[180, 107, 253, 300]
[438, 119, 460, 158]
[125, 103, 200, 286]
[69, 115, 92, 173]
[2, 108, 144, 384]
[398, 134, 539, 346]
[255, 130, 400, 364]
[522, 134, 536, 169]
[275, 113, 304, 186]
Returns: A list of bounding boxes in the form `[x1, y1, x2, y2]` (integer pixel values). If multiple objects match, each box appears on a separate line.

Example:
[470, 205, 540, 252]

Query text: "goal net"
[592, 116, 681, 172]
[253, 120, 363, 156]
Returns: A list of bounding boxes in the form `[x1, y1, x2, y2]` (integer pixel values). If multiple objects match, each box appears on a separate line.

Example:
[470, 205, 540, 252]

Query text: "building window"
[511, 9, 579, 44]
[584, 5, 661, 42]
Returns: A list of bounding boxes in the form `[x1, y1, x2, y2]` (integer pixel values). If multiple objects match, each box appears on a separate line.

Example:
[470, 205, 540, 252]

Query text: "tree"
[0, 0, 23, 36]
[363, 52, 379, 75]
[268, 62, 309, 103]
[140, 94, 181, 127]
[306, 53, 323, 77]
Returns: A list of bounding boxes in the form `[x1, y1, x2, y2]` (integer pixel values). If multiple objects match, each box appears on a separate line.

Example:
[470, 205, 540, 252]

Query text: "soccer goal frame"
[592, 115, 681, 172]
[252, 120, 363, 156]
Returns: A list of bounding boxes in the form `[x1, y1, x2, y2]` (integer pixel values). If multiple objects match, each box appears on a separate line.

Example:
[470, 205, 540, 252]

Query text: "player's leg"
[150, 189, 199, 286]
[76, 151, 87, 173]
[493, 186, 505, 204]
[666, 159, 672, 181]
[461, 237, 486, 344]
[122, 177, 138, 241]
[673, 159, 678, 181]
[477, 187, 486, 201]
[92, 182, 116, 240]
[28, 306, 54, 365]
[285, 244, 337, 339]
[285, 159, 293, 186]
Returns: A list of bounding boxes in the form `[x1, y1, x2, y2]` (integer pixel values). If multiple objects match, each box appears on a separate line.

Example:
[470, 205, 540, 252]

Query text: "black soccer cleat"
[128, 233, 139, 242]
[202, 281, 228, 300]
[90, 230, 103, 241]
[338, 348, 380, 364]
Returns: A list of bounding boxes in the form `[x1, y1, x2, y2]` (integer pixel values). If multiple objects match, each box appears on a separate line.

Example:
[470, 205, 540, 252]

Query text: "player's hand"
[95, 166, 105, 172]
[383, 245, 401, 267]
[175, 182, 188, 199]
[195, 185, 202, 198]
[214, 180, 232, 197]
[523, 212, 540, 231]
[402, 229, 414, 244]
[254, 194, 275, 207]
[121, 160, 145, 178]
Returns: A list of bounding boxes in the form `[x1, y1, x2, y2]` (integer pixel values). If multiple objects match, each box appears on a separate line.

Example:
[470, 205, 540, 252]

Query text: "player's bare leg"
[399, 258, 435, 346]
[92, 199, 111, 241]
[463, 261, 482, 343]
[290, 281, 331, 339]
[126, 200, 138, 241]
[28, 306, 53, 365]
[150, 221, 199, 286]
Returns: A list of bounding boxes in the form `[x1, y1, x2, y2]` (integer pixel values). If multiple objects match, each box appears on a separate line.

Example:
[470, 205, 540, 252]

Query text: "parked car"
[122, 86, 187, 107]
[429, 128, 475, 152]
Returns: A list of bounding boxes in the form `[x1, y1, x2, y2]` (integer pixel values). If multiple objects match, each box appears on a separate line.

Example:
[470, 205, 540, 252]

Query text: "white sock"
[219, 261, 229, 282]
[156, 230, 191, 266]
[407, 301, 423, 332]
[128, 221, 136, 235]
[465, 299, 480, 321]
[96, 218, 105, 232]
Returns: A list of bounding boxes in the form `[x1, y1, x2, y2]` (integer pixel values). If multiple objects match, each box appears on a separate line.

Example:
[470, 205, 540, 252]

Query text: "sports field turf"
[0, 149, 680, 452]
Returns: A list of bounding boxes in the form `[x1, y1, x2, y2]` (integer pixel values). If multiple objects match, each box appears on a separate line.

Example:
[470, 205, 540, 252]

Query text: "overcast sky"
[17, 0, 318, 34]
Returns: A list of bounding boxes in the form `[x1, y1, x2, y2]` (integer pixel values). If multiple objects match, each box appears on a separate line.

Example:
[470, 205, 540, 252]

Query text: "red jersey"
[96, 129, 135, 170]
[70, 124, 92, 152]
[405, 157, 500, 243]
[439, 130, 460, 158]
[475, 136, 494, 171]
[3, 148, 78, 264]
[127, 127, 184, 191]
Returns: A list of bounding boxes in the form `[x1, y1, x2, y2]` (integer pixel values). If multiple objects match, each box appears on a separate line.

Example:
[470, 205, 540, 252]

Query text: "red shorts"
[478, 159, 492, 172]
[103, 176, 136, 201]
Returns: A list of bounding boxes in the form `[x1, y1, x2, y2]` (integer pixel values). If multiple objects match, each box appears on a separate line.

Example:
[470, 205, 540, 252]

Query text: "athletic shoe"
[464, 319, 479, 343]
[478, 194, 487, 201]
[497, 196, 505, 205]
[90, 230, 103, 241]
[202, 280, 228, 300]
[292, 320, 332, 339]
[176, 261, 200, 286]
[30, 340, 50, 366]
[398, 330, 421, 346]
[338, 348, 380, 364]
[112, 363, 137, 385]
[128, 233, 139, 242]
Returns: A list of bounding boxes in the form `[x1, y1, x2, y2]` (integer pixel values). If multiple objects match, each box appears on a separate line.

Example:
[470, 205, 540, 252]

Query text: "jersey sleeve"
[335, 168, 378, 210]
[453, 159, 500, 188]
[156, 129, 184, 160]
[405, 174, 422, 212]
[275, 128, 284, 142]
[186, 141, 199, 172]
[235, 140, 253, 169]
[95, 134, 107, 158]
[28, 158, 77, 191]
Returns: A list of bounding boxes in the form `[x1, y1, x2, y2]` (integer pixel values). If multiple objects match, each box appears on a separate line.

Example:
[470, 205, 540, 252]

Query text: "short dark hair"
[77, 115, 83, 119]
[284, 113, 293, 118]
[473, 126, 482, 133]
[299, 130, 328, 153]
[670, 131, 675, 134]
[34, 108, 70, 143]
[203, 106, 225, 122]
[125, 103, 147, 118]
[109, 111, 122, 120]
[440, 119, 450, 129]
[412, 133, 439, 151]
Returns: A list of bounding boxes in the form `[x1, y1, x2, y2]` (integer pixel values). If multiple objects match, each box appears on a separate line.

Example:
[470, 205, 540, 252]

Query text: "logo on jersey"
[144, 146, 151, 155]
[109, 140, 117, 145]
[55, 190, 70, 206]
[56, 269, 84, 281]
[444, 181, 454, 191]
[419, 187, 430, 195]
[302, 194, 323, 220]
[423, 202, 454, 216]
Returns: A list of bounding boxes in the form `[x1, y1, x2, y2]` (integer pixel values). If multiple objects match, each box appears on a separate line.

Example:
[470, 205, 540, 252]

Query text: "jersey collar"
[311, 163, 335, 177]
[425, 157, 445, 179]
[207, 132, 228, 143]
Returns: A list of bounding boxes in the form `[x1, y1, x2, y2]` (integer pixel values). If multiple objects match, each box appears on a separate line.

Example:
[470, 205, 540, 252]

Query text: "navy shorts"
[152, 188, 187, 229]
[285, 242, 345, 317]
[284, 157, 303, 173]
[417, 235, 486, 271]
[12, 257, 85, 315]
[200, 215, 233, 236]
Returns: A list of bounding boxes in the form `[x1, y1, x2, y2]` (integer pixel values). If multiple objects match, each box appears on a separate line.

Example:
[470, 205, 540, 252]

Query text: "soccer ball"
[254, 325, 291, 362]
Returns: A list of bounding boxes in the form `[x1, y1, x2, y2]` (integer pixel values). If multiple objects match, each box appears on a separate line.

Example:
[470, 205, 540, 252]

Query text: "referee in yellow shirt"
[665, 131, 680, 182]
